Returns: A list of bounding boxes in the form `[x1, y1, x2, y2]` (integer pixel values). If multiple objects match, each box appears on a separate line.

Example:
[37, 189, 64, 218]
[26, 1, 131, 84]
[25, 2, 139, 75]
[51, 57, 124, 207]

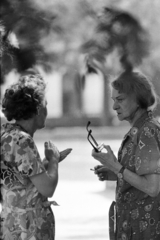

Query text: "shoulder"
[1, 123, 36, 150]
[17, 131, 37, 153]
[135, 117, 160, 152]
[146, 116, 160, 128]
[138, 116, 160, 137]
[1, 123, 12, 136]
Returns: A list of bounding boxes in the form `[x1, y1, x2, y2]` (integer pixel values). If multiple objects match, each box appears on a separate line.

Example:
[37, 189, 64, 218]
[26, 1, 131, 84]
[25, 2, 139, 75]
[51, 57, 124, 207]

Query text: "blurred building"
[1, 70, 114, 127]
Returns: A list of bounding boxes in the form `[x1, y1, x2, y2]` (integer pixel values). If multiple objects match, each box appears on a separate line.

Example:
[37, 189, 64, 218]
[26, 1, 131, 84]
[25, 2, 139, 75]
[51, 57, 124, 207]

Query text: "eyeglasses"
[86, 121, 99, 152]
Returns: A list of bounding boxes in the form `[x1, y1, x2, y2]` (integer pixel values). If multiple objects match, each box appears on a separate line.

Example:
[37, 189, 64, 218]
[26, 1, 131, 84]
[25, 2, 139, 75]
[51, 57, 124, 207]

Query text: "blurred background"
[1, 0, 160, 239]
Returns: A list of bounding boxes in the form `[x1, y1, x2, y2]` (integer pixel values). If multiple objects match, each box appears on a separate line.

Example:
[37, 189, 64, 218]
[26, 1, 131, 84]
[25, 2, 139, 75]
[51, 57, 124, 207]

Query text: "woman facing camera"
[92, 70, 160, 240]
[1, 74, 72, 240]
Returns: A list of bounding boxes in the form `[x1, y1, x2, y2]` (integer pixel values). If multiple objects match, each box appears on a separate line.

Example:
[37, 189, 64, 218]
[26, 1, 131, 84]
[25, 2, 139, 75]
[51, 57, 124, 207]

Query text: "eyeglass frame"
[86, 121, 99, 152]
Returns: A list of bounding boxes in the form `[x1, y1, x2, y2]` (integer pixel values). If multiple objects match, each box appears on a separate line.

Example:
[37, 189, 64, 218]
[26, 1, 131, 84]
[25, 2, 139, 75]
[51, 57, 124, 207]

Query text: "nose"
[112, 100, 119, 110]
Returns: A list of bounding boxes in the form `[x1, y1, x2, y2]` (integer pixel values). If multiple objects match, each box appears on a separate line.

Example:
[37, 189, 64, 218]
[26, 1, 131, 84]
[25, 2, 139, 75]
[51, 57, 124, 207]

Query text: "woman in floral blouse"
[92, 70, 160, 240]
[0, 73, 72, 240]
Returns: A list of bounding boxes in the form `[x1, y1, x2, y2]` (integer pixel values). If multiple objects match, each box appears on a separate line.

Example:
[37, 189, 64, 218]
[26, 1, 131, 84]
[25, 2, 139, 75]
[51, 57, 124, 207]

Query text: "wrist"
[117, 166, 126, 179]
[114, 164, 122, 175]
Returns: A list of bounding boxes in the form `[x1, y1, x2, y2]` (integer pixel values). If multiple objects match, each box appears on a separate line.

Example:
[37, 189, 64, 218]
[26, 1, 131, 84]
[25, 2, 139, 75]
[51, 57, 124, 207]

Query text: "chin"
[38, 123, 45, 130]
[117, 115, 124, 121]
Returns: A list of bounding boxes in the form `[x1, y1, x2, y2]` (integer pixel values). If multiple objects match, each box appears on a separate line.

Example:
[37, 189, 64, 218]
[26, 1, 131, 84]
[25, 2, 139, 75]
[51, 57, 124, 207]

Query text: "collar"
[132, 111, 152, 129]
[124, 111, 152, 144]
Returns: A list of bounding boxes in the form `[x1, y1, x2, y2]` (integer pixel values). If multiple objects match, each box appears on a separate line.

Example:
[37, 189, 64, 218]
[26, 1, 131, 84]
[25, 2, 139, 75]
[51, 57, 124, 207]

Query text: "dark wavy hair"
[111, 71, 158, 111]
[2, 74, 46, 121]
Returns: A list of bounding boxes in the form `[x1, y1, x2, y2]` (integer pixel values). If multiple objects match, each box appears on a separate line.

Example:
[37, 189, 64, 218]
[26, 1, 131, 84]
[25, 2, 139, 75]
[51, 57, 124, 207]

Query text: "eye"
[117, 98, 124, 103]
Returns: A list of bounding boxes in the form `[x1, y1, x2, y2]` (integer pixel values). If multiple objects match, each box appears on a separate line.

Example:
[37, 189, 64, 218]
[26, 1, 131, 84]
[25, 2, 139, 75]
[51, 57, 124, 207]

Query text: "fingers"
[92, 144, 112, 156]
[44, 141, 60, 160]
[94, 165, 103, 171]
[92, 149, 99, 157]
[45, 141, 58, 151]
[94, 165, 104, 174]
[44, 142, 48, 149]
[93, 166, 108, 180]
[44, 141, 53, 149]
[92, 170, 106, 181]
[48, 141, 56, 149]
[48, 141, 52, 148]
[103, 145, 113, 153]
[97, 143, 105, 152]
[98, 173, 105, 181]
[44, 142, 72, 163]
[96, 166, 108, 173]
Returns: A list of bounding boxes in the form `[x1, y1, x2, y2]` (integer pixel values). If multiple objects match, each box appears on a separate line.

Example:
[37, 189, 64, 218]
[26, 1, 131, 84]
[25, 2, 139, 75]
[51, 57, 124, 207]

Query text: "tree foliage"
[1, 0, 160, 88]
[82, 6, 150, 74]
[0, 0, 61, 84]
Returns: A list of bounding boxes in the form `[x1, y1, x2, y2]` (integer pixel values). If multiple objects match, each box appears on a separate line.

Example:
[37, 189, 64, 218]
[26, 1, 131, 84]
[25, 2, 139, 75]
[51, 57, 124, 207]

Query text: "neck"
[128, 108, 147, 127]
[16, 119, 36, 137]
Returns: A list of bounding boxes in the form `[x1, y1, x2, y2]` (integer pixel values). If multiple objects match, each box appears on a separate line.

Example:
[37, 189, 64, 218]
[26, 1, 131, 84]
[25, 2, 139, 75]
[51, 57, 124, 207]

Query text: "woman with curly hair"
[1, 73, 72, 240]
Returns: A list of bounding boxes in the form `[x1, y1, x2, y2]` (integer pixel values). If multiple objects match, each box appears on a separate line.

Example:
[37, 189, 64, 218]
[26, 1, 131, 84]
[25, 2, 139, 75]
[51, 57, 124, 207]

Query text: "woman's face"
[35, 98, 48, 129]
[111, 88, 139, 122]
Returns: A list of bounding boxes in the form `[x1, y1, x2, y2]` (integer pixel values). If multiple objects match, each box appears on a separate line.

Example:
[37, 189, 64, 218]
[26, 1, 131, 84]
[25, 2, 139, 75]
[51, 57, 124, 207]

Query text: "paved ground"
[36, 133, 121, 240]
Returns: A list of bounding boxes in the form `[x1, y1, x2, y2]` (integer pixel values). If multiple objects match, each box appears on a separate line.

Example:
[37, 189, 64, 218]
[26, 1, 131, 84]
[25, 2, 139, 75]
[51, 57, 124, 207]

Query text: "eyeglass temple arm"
[86, 121, 91, 132]
[89, 132, 99, 147]
[87, 130, 99, 150]
[87, 122, 99, 147]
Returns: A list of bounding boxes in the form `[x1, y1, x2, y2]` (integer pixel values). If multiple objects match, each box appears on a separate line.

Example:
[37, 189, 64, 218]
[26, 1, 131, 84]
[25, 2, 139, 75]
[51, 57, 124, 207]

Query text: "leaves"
[83, 6, 150, 73]
[0, 0, 59, 84]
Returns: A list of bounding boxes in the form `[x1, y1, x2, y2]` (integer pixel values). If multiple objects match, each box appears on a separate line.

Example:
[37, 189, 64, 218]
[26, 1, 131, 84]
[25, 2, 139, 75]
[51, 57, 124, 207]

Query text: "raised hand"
[44, 141, 60, 162]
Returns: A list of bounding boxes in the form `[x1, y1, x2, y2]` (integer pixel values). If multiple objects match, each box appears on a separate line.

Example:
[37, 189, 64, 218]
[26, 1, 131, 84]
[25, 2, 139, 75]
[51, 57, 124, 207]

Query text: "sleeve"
[15, 134, 45, 177]
[135, 124, 160, 175]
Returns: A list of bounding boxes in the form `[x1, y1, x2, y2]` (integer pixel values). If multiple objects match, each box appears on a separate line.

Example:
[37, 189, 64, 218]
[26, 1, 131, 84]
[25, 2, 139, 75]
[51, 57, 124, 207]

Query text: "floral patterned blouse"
[110, 112, 160, 240]
[0, 123, 55, 240]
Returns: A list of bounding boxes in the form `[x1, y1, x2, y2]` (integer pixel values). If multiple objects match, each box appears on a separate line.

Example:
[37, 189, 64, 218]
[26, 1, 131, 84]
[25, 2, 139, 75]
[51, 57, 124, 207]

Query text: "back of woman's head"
[111, 71, 157, 111]
[2, 74, 46, 121]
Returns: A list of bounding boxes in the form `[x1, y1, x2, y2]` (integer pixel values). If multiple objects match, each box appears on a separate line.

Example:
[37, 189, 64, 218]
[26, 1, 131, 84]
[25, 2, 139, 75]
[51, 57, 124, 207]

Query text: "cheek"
[41, 106, 47, 117]
[123, 102, 137, 114]
[44, 107, 48, 117]
[121, 103, 129, 111]
[39, 107, 47, 121]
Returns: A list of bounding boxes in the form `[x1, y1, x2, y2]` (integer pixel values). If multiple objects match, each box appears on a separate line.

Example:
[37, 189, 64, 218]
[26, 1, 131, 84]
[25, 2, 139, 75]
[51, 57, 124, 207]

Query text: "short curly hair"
[2, 74, 46, 121]
[111, 71, 158, 111]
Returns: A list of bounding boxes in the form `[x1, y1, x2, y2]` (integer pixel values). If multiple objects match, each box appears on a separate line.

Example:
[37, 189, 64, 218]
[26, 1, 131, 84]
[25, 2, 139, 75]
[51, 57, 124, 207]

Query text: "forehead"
[111, 88, 126, 99]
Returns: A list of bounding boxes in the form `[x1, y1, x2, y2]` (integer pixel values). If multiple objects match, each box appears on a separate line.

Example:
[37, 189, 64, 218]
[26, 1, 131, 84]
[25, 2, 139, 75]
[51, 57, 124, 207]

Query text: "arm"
[92, 145, 160, 197]
[30, 160, 58, 198]
[30, 141, 59, 198]
[123, 169, 160, 197]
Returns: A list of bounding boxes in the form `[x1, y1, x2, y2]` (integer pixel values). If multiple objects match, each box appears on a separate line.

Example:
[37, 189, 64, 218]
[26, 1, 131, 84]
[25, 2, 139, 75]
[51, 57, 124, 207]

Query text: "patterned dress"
[109, 112, 160, 240]
[0, 123, 55, 240]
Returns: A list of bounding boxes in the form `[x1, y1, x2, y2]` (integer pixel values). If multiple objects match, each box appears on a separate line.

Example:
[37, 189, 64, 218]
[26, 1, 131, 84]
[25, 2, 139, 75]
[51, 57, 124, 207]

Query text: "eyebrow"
[111, 95, 125, 100]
